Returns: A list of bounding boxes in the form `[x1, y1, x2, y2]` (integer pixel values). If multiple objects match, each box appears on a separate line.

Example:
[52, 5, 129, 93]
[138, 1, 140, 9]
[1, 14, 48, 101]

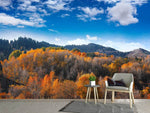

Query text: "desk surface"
[84, 85, 100, 87]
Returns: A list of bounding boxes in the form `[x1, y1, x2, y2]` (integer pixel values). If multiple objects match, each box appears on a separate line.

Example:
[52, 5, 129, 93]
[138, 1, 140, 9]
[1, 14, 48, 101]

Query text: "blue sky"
[0, 0, 150, 52]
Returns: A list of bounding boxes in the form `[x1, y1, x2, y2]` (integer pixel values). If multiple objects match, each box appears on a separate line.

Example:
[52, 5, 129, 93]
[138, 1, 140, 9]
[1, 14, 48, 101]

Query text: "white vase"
[90, 81, 95, 86]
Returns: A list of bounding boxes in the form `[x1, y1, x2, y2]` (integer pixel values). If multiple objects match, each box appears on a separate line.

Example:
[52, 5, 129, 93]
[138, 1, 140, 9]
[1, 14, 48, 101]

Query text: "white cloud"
[77, 7, 104, 21]
[17, 0, 40, 12]
[29, 13, 46, 27]
[16, 0, 48, 27]
[102, 40, 144, 52]
[31, 0, 40, 2]
[0, 13, 45, 27]
[67, 35, 100, 45]
[86, 35, 97, 41]
[0, 13, 34, 26]
[67, 38, 89, 45]
[107, 1, 138, 26]
[97, 0, 147, 25]
[26, 6, 37, 12]
[61, 14, 70, 18]
[130, 0, 147, 5]
[55, 38, 61, 41]
[48, 29, 58, 33]
[81, 7, 104, 17]
[18, 0, 31, 11]
[17, 25, 25, 28]
[46, 0, 57, 5]
[38, 8, 48, 15]
[97, 0, 147, 5]
[97, 0, 119, 2]
[0, 0, 11, 9]
[45, 0, 73, 11]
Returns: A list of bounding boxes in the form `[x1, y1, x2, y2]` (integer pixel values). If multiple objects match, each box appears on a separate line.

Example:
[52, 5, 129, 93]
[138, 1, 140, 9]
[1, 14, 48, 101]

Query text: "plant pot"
[90, 81, 95, 86]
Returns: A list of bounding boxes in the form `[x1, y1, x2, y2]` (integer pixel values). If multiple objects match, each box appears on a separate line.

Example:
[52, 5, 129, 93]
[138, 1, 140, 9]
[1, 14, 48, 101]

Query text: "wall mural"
[0, 0, 150, 99]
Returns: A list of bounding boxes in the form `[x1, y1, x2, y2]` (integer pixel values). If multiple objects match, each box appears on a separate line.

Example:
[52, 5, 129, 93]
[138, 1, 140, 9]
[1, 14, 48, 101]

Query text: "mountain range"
[0, 37, 150, 60]
[65, 43, 150, 58]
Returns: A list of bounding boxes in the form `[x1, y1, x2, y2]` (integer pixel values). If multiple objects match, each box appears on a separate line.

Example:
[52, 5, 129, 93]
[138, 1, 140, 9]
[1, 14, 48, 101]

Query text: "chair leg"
[104, 89, 107, 104]
[131, 91, 135, 104]
[112, 91, 115, 102]
[129, 92, 132, 108]
[85, 87, 89, 103]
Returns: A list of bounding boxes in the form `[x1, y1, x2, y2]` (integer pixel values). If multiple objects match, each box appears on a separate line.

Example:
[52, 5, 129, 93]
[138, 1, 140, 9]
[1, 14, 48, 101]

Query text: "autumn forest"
[0, 39, 150, 99]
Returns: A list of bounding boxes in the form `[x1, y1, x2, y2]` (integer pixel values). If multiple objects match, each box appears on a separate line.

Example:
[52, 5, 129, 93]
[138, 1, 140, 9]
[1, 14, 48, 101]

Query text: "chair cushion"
[115, 79, 126, 87]
[107, 86, 129, 90]
[107, 78, 115, 86]
[107, 78, 126, 87]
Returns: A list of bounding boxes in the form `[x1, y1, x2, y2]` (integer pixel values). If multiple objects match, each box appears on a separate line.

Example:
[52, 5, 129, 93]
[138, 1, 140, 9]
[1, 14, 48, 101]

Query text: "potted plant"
[89, 75, 96, 86]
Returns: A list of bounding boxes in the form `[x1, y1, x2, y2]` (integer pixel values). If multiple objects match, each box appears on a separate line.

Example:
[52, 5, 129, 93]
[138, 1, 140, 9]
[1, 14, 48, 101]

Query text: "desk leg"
[94, 87, 97, 104]
[96, 88, 99, 101]
[89, 87, 91, 100]
[85, 87, 90, 103]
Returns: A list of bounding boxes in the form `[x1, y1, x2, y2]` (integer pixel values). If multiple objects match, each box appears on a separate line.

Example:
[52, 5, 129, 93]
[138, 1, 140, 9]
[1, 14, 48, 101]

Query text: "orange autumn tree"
[40, 71, 54, 98]
[76, 73, 96, 99]
[141, 87, 150, 99]
[15, 93, 26, 99]
[27, 76, 41, 99]
[52, 79, 77, 99]
[9, 85, 26, 99]
[121, 62, 134, 72]
[52, 79, 60, 99]
[61, 80, 77, 98]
